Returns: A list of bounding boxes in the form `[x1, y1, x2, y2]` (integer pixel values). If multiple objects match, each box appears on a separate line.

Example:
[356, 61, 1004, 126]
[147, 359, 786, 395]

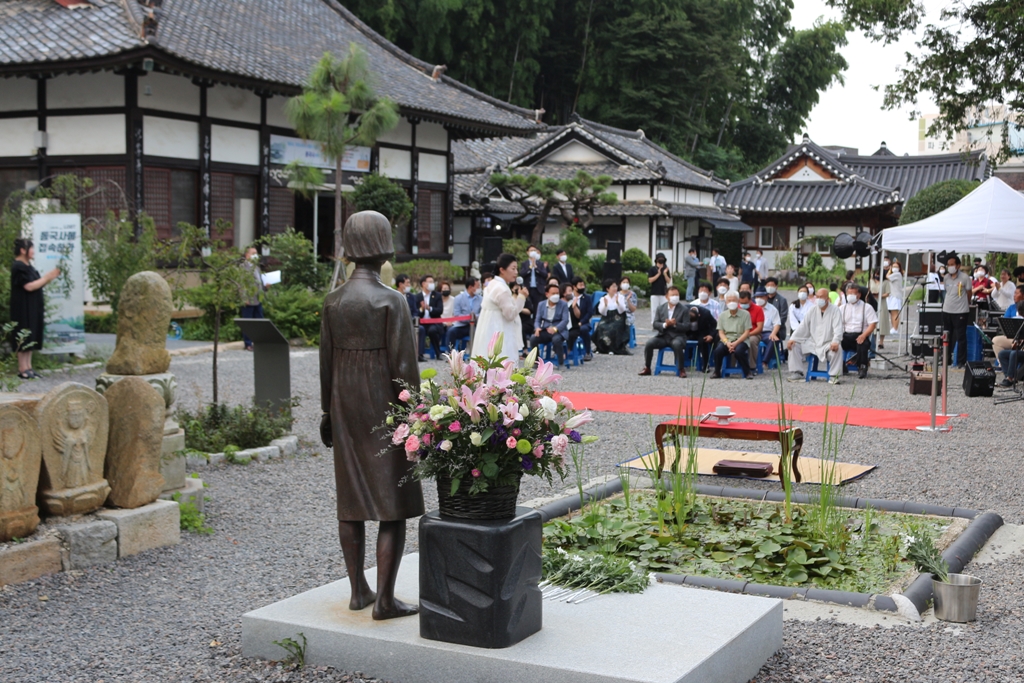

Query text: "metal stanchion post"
[939, 331, 955, 417]
[917, 340, 951, 432]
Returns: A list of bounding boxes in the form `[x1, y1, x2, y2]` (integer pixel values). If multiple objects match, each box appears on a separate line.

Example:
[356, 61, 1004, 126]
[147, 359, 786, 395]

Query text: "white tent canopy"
[881, 176, 1024, 253]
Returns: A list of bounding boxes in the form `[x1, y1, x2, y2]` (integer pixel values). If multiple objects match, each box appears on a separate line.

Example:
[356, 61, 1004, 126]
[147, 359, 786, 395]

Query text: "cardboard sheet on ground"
[621, 447, 876, 485]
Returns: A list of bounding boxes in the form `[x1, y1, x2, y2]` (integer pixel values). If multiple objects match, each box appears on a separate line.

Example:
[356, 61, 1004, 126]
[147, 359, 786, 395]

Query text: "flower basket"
[437, 474, 521, 520]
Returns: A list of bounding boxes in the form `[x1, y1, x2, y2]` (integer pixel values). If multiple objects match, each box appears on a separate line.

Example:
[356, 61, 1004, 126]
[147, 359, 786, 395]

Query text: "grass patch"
[173, 493, 213, 535]
[544, 492, 951, 594]
[178, 401, 294, 453]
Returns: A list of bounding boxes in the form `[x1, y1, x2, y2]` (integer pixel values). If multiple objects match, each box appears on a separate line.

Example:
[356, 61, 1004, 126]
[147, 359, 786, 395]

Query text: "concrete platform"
[242, 553, 782, 683]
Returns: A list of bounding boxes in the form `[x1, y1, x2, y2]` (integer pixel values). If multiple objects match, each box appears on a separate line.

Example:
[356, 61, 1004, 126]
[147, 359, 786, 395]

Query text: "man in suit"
[570, 276, 594, 360]
[396, 274, 417, 320]
[690, 301, 717, 371]
[529, 283, 571, 368]
[415, 274, 444, 361]
[639, 286, 694, 378]
[552, 249, 573, 284]
[520, 244, 549, 308]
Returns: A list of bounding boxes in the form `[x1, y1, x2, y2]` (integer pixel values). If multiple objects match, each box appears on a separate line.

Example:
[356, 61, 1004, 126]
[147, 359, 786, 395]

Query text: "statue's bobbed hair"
[344, 210, 394, 264]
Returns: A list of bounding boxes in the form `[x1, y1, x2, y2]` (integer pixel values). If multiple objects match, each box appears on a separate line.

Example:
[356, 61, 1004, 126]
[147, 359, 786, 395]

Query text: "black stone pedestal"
[419, 506, 542, 649]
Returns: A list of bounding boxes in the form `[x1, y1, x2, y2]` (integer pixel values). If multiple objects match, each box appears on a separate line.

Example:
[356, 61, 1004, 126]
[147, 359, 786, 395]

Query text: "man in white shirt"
[786, 288, 844, 384]
[754, 250, 768, 288]
[838, 282, 878, 379]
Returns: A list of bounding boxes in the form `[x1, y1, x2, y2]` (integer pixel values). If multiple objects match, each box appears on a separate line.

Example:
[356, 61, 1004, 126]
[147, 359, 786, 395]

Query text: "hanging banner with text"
[31, 213, 85, 355]
[269, 135, 371, 172]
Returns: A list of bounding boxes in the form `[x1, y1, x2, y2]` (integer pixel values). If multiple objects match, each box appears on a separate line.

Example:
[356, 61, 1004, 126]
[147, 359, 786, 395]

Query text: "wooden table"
[654, 419, 803, 482]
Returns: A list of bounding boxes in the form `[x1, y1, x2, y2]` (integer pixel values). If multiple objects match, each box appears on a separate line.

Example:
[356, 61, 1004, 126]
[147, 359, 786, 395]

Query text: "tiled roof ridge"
[117, 0, 147, 42]
[755, 138, 859, 182]
[508, 123, 646, 170]
[320, 0, 539, 125]
[845, 149, 987, 165]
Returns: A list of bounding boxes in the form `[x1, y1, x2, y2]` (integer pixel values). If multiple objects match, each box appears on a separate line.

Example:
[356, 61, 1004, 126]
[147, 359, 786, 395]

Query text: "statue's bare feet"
[349, 585, 377, 611]
[372, 597, 418, 620]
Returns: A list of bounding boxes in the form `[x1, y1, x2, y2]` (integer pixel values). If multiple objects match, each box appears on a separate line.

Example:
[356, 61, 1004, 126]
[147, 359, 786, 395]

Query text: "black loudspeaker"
[482, 236, 503, 264]
[603, 240, 623, 282]
[833, 232, 856, 259]
[963, 361, 996, 397]
[919, 310, 944, 335]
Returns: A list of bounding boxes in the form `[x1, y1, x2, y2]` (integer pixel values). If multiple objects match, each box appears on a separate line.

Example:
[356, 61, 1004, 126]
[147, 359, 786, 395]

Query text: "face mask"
[717, 286, 728, 295]
[529, 251, 539, 260]
[798, 292, 808, 301]
[426, 282, 435, 292]
[620, 283, 630, 291]
[816, 298, 827, 309]
[726, 301, 739, 311]
[576, 287, 585, 294]
[755, 298, 767, 307]
[948, 266, 957, 275]
[883, 260, 890, 268]
[668, 295, 680, 305]
[548, 294, 560, 304]
[249, 253, 259, 262]
[766, 286, 776, 294]
[559, 254, 568, 263]
[743, 257, 750, 262]
[441, 290, 450, 297]
[846, 294, 858, 304]
[891, 267, 900, 273]
[976, 271, 985, 278]
[740, 303, 750, 310]
[698, 291, 709, 302]
[938, 269, 946, 276]
[403, 286, 412, 294]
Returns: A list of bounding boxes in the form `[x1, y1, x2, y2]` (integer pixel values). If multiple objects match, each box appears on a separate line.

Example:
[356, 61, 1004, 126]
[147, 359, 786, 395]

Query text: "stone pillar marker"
[37, 382, 110, 516]
[103, 377, 165, 509]
[0, 404, 43, 542]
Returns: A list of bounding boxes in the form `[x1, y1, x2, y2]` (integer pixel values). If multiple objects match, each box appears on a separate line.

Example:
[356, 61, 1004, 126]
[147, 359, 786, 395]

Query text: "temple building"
[0, 0, 541, 260]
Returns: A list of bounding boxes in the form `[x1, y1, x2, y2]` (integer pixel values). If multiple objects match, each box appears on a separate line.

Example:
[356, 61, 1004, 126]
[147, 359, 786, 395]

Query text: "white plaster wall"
[624, 217, 648, 254]
[699, 191, 714, 207]
[418, 153, 448, 183]
[377, 118, 413, 146]
[417, 121, 448, 151]
[266, 95, 292, 129]
[379, 147, 411, 180]
[139, 72, 199, 115]
[211, 125, 259, 166]
[0, 78, 36, 112]
[625, 184, 650, 201]
[0, 118, 37, 156]
[207, 85, 261, 123]
[544, 140, 610, 163]
[453, 215, 472, 267]
[47, 72, 123, 109]
[607, 185, 625, 200]
[143, 116, 199, 160]
[47, 115, 125, 155]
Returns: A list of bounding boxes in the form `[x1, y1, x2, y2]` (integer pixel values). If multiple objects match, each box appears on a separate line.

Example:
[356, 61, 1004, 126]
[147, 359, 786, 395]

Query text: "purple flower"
[521, 457, 534, 470]
[569, 430, 582, 443]
[544, 433, 554, 442]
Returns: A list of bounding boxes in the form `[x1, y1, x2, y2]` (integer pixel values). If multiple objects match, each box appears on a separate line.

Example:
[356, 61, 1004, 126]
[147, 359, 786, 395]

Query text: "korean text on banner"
[31, 213, 85, 354]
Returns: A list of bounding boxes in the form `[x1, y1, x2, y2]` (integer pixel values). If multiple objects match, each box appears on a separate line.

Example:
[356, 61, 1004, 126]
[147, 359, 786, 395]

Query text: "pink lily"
[485, 364, 516, 390]
[457, 384, 488, 421]
[528, 359, 562, 391]
[487, 331, 504, 357]
[498, 401, 523, 427]
[564, 410, 594, 430]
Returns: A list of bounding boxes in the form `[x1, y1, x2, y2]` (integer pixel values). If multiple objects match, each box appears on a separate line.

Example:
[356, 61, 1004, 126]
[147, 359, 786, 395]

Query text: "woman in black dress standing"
[10, 238, 60, 379]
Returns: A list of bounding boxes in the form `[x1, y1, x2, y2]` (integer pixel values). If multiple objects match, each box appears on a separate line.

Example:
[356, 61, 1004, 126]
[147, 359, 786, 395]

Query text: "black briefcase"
[963, 361, 996, 397]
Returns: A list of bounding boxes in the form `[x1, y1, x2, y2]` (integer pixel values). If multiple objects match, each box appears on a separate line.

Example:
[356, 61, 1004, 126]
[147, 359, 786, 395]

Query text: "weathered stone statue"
[105, 271, 173, 376]
[0, 404, 42, 542]
[37, 382, 109, 516]
[103, 377, 165, 509]
[320, 210, 423, 620]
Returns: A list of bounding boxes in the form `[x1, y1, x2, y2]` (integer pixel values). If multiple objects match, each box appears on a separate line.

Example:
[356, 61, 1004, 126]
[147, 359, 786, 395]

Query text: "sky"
[789, 0, 946, 156]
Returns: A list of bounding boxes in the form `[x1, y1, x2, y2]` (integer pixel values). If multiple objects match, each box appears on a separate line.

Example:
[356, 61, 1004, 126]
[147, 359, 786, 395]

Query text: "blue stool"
[842, 350, 858, 373]
[574, 337, 586, 362]
[758, 340, 782, 373]
[538, 341, 576, 367]
[629, 325, 637, 348]
[719, 354, 746, 378]
[654, 347, 679, 375]
[682, 339, 705, 371]
[804, 354, 831, 382]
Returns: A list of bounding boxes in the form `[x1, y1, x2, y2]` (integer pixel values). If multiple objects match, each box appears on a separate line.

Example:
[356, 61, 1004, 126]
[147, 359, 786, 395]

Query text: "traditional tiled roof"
[720, 135, 988, 215]
[0, 0, 541, 133]
[662, 203, 751, 222]
[593, 203, 666, 217]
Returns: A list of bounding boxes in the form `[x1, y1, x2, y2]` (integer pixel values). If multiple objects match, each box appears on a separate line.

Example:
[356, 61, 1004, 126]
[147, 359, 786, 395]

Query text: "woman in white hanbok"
[471, 254, 527, 362]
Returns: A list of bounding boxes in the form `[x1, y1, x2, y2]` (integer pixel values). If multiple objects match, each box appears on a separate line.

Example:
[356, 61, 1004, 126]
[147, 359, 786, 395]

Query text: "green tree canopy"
[490, 169, 618, 244]
[348, 172, 415, 232]
[899, 179, 979, 225]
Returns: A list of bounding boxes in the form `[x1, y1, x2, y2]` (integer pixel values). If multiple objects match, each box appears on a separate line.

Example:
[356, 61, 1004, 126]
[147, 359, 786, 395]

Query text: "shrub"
[83, 212, 158, 314]
[260, 228, 329, 291]
[180, 316, 243, 342]
[264, 285, 325, 343]
[587, 254, 606, 281]
[900, 179, 978, 225]
[178, 401, 295, 453]
[348, 172, 414, 230]
[622, 248, 651, 272]
[84, 312, 117, 334]
[397, 259, 464, 288]
[501, 238, 531, 262]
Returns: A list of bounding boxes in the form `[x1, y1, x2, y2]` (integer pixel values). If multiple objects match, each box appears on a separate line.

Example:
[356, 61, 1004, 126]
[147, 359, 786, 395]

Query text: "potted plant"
[384, 333, 595, 520]
[907, 534, 983, 622]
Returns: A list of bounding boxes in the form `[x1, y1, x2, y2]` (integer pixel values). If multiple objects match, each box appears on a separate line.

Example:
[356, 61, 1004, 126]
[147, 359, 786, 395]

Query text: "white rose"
[538, 396, 558, 420]
[428, 404, 452, 420]
[519, 404, 530, 418]
[440, 440, 453, 451]
[420, 381, 433, 393]
[470, 432, 483, 446]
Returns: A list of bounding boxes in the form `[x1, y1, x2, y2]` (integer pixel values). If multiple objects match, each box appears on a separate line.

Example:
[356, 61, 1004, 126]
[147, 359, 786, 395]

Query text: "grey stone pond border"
[535, 479, 1004, 616]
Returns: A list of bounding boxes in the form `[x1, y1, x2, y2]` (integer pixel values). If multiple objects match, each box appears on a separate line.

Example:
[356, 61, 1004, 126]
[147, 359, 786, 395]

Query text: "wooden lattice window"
[417, 189, 446, 253]
[268, 187, 293, 234]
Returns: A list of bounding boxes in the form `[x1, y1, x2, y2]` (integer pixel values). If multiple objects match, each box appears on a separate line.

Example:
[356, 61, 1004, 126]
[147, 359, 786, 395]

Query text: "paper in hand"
[261, 270, 282, 286]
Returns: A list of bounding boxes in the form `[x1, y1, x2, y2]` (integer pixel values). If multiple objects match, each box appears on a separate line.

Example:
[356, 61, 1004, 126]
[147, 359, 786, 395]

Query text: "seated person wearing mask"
[691, 300, 717, 371]
[763, 277, 789, 340]
[570, 276, 594, 360]
[692, 281, 722, 320]
[446, 277, 481, 348]
[639, 286, 692, 378]
[711, 291, 754, 379]
[838, 282, 878, 379]
[529, 283, 571, 368]
[995, 284, 1024, 386]
[786, 288, 844, 384]
[396, 274, 417, 320]
[754, 288, 782, 365]
[415, 275, 444, 361]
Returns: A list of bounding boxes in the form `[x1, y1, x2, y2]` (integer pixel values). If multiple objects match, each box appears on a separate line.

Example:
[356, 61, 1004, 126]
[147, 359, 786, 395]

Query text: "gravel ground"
[3, 304, 1023, 682]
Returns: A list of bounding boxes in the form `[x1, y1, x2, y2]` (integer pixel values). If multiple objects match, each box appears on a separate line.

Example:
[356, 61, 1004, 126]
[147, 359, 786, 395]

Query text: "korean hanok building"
[0, 0, 541, 259]
[718, 135, 988, 273]
[453, 116, 747, 271]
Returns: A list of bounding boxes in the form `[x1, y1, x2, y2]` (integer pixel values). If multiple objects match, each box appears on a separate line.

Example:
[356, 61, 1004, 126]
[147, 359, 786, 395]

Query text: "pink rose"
[417, 404, 426, 409]
[551, 434, 569, 456]
[406, 450, 419, 463]
[471, 468, 482, 478]
[398, 389, 411, 402]
[506, 436, 517, 449]
[404, 434, 420, 453]
[449, 421, 462, 433]
[391, 423, 410, 445]
[533, 445, 544, 458]
[421, 433, 431, 445]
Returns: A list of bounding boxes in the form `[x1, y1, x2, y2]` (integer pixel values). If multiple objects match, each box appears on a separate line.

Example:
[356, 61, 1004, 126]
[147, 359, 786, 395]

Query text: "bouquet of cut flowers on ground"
[384, 332, 596, 496]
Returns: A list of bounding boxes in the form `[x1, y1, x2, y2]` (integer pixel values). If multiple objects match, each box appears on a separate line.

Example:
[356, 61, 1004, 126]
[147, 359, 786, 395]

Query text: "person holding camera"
[648, 253, 672, 325]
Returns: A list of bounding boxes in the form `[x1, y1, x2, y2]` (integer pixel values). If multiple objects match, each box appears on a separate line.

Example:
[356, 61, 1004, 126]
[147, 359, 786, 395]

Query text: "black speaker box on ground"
[919, 310, 944, 336]
[602, 240, 623, 283]
[482, 236, 503, 263]
[963, 361, 996, 397]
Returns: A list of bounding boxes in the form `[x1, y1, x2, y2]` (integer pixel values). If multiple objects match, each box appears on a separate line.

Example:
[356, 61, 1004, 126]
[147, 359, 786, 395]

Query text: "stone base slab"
[0, 536, 63, 586]
[242, 553, 782, 683]
[159, 477, 207, 514]
[95, 499, 179, 558]
[0, 505, 40, 542]
[40, 479, 111, 516]
[56, 520, 117, 569]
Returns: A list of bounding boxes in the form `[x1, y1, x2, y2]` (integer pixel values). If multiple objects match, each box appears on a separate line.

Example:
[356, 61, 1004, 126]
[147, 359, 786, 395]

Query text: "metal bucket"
[932, 573, 982, 622]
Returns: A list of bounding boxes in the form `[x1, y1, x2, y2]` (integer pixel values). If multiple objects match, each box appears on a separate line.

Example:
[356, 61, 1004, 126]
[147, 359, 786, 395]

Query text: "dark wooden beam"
[199, 83, 211, 232]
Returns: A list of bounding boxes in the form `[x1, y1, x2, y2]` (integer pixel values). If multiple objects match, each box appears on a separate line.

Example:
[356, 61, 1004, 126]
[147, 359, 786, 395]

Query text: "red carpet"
[556, 392, 960, 431]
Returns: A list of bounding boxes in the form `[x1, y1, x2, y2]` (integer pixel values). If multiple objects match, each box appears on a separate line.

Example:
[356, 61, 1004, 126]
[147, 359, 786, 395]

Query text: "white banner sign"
[269, 135, 371, 172]
[31, 213, 85, 354]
